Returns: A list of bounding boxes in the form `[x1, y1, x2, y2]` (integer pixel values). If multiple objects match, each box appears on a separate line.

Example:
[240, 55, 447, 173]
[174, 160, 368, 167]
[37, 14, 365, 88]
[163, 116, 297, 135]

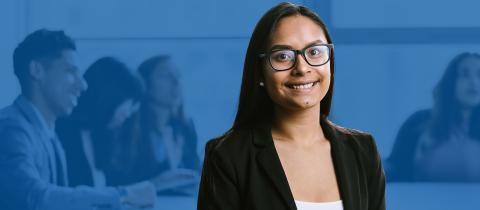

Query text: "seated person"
[57, 57, 145, 188]
[386, 52, 480, 182]
[0, 29, 155, 210]
[103, 55, 201, 195]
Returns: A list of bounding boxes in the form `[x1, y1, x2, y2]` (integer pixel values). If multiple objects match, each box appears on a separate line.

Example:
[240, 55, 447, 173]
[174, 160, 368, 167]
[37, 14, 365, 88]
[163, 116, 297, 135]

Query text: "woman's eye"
[308, 48, 322, 56]
[272, 51, 293, 62]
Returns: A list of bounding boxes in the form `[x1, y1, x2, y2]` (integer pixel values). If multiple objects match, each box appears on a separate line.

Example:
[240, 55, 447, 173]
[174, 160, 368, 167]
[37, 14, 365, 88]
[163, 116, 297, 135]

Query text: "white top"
[295, 200, 343, 210]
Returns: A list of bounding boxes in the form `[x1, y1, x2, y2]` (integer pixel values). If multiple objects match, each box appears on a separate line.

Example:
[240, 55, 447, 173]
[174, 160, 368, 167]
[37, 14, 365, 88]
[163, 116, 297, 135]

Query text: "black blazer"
[198, 118, 386, 210]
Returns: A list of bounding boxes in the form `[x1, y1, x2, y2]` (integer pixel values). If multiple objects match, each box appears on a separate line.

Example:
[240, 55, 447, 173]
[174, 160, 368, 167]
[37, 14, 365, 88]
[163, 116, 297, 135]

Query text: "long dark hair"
[70, 57, 144, 129]
[430, 52, 480, 141]
[137, 55, 188, 129]
[61, 57, 144, 184]
[232, 2, 335, 129]
[110, 55, 199, 183]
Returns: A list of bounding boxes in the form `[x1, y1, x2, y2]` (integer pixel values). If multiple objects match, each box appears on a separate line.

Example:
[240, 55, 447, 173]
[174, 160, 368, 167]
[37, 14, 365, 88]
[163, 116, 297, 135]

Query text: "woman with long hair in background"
[387, 52, 480, 182]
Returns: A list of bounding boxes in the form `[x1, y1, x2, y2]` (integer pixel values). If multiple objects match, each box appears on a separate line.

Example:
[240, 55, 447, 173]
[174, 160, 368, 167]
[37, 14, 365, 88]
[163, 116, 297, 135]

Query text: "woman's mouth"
[285, 81, 319, 90]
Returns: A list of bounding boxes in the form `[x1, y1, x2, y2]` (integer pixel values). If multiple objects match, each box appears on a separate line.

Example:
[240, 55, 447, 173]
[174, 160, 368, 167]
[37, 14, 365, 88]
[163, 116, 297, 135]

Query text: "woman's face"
[262, 15, 331, 111]
[455, 56, 480, 109]
[148, 61, 181, 108]
[108, 99, 140, 129]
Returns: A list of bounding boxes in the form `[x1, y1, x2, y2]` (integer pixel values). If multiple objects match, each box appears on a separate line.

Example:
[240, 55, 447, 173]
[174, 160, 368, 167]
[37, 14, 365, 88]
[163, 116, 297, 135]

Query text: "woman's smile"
[285, 80, 320, 92]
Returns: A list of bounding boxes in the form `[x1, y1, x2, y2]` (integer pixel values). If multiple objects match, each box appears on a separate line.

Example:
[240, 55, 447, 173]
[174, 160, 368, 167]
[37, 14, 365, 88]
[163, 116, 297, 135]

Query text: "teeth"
[290, 82, 315, 89]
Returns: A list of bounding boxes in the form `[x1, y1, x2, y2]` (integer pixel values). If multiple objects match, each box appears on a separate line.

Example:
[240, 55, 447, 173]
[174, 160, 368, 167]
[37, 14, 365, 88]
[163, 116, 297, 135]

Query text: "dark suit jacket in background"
[198, 117, 386, 210]
[385, 109, 431, 182]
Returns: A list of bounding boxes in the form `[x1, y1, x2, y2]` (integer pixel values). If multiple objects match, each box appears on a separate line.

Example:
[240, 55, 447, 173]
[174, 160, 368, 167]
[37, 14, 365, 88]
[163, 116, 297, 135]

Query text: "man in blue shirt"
[0, 29, 155, 210]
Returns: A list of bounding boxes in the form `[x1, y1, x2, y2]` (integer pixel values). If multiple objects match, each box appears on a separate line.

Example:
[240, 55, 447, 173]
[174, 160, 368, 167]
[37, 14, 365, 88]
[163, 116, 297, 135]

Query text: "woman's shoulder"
[402, 109, 432, 127]
[204, 127, 254, 157]
[325, 119, 373, 140]
[325, 120, 379, 156]
[326, 121, 383, 175]
[201, 127, 257, 175]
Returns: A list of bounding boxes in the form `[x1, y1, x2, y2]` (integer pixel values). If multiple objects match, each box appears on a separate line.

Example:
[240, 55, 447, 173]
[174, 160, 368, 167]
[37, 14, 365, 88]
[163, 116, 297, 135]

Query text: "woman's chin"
[280, 98, 321, 111]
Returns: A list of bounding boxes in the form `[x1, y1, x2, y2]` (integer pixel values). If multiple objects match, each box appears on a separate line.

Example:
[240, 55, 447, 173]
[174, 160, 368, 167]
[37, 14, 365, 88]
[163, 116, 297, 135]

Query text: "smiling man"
[0, 29, 155, 210]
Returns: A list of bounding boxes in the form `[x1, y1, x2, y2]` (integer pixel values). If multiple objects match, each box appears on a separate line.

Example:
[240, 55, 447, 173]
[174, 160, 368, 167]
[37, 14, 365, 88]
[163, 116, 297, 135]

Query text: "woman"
[386, 52, 480, 182]
[198, 2, 385, 210]
[120, 55, 200, 194]
[57, 57, 156, 208]
[57, 57, 144, 187]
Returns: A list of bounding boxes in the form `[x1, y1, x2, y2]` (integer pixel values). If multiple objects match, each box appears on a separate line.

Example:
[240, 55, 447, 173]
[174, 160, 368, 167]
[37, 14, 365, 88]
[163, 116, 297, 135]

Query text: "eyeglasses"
[259, 43, 334, 71]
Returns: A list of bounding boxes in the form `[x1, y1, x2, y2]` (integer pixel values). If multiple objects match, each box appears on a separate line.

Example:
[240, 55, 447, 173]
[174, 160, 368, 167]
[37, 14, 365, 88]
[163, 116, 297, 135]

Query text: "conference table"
[132, 183, 480, 210]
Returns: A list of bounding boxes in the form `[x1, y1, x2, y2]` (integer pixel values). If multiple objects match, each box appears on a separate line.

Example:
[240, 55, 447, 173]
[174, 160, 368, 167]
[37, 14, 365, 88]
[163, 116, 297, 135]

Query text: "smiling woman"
[197, 2, 386, 210]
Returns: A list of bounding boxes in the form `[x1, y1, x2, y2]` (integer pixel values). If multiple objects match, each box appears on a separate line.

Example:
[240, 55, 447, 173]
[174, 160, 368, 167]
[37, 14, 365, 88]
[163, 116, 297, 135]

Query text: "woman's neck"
[271, 105, 325, 146]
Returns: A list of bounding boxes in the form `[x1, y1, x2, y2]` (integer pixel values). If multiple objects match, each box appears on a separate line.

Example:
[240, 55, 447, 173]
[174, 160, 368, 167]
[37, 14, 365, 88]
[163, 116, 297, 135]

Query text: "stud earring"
[259, 82, 264, 86]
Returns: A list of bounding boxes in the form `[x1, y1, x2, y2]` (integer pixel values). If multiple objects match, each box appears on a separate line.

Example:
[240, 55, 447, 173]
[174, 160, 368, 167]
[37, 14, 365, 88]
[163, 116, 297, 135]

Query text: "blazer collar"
[14, 95, 56, 139]
[252, 117, 357, 210]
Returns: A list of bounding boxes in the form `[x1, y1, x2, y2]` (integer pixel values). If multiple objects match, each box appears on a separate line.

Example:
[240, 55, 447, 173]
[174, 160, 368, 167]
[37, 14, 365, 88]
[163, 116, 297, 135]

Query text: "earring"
[259, 82, 264, 86]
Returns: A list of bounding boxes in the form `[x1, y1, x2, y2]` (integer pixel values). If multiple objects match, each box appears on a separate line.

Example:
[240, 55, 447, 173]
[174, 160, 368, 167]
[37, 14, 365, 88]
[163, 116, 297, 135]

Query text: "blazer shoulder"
[329, 122, 384, 182]
[204, 127, 253, 158]
[0, 109, 32, 139]
[0, 115, 37, 157]
[0, 104, 31, 130]
[328, 120, 379, 156]
[328, 120, 373, 139]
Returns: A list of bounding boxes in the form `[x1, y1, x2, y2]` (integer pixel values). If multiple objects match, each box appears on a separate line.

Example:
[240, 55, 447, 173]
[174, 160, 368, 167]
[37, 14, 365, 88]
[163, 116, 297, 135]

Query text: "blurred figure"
[0, 29, 151, 210]
[387, 52, 480, 182]
[110, 56, 200, 194]
[56, 57, 156, 207]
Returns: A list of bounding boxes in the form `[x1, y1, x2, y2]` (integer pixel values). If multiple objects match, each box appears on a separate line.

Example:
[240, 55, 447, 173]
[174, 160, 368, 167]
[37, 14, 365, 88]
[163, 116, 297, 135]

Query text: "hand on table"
[121, 181, 157, 209]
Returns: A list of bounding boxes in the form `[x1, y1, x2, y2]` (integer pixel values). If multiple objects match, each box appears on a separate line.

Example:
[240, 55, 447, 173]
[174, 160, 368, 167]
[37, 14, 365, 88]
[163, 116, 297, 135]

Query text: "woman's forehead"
[269, 15, 328, 48]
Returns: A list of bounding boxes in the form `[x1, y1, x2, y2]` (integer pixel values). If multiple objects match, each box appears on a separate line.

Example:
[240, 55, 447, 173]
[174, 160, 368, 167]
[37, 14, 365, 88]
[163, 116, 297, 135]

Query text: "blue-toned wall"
[1, 0, 479, 209]
[1, 0, 305, 148]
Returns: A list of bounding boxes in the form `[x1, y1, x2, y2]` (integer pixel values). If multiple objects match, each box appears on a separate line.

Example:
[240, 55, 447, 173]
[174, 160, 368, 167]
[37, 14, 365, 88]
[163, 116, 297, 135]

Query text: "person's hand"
[121, 181, 156, 209]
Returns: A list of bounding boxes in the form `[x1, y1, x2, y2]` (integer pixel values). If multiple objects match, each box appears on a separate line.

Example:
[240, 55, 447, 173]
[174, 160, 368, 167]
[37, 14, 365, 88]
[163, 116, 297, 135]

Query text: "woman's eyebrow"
[269, 40, 327, 51]
[269, 44, 292, 51]
[305, 39, 326, 46]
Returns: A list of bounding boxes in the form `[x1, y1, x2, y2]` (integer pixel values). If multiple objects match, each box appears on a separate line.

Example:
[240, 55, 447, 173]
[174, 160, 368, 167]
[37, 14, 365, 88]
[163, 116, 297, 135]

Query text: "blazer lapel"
[321, 119, 360, 210]
[14, 97, 58, 183]
[252, 119, 362, 210]
[253, 123, 297, 210]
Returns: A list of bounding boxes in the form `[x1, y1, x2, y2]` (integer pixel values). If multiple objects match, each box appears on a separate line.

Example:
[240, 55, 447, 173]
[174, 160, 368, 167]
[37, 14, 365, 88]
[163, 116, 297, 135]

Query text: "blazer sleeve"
[198, 139, 241, 210]
[0, 123, 122, 210]
[366, 134, 386, 210]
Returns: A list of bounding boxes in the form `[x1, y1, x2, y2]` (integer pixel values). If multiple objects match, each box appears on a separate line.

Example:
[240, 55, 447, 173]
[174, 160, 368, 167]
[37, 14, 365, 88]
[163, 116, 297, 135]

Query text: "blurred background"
[1, 0, 479, 209]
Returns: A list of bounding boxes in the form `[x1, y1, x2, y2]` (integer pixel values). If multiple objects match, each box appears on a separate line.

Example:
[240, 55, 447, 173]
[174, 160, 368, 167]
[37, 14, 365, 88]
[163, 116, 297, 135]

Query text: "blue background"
[1, 0, 479, 209]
